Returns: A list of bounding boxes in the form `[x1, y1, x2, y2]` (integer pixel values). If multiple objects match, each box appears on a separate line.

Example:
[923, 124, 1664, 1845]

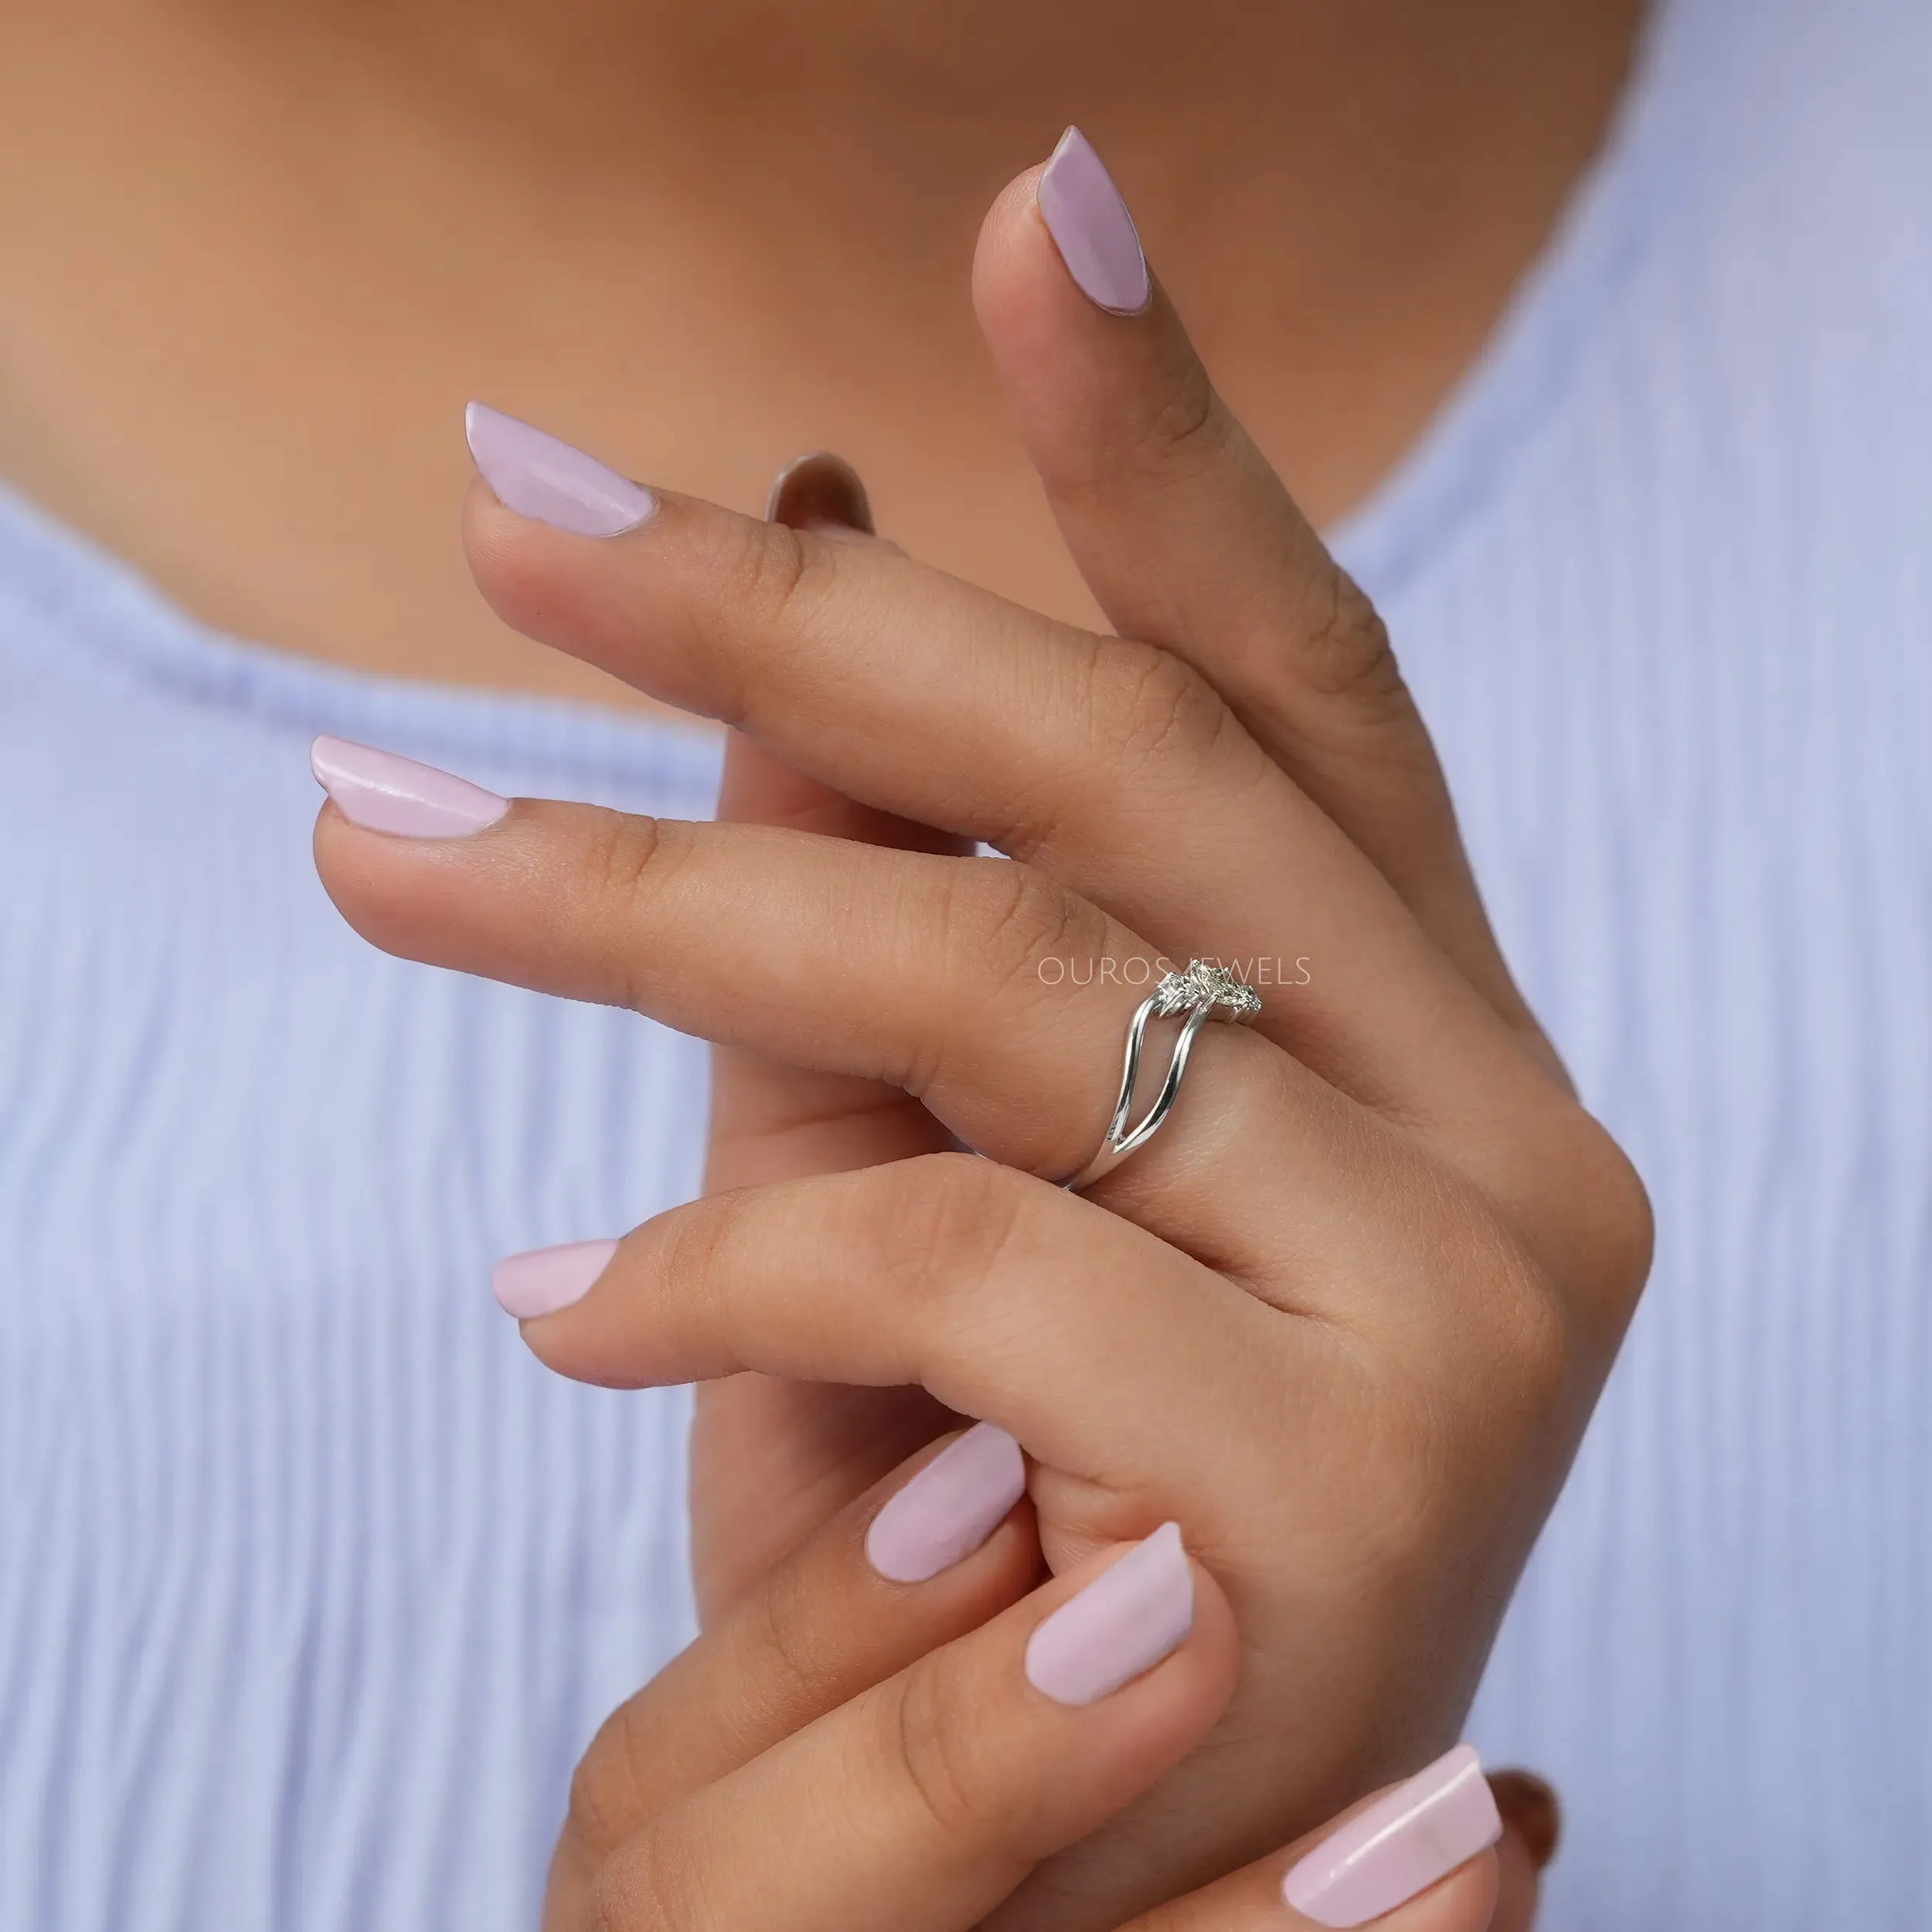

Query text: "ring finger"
[309, 774, 1458, 1292]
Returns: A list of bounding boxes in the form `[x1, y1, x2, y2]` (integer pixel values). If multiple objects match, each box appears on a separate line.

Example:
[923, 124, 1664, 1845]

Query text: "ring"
[1063, 961, 1262, 1192]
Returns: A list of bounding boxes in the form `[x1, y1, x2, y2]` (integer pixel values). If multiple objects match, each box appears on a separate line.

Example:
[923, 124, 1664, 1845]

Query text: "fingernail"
[1036, 126, 1151, 317]
[311, 734, 509, 838]
[765, 451, 875, 535]
[465, 401, 657, 537]
[1282, 1744, 1503, 1928]
[1487, 1768, 1561, 1872]
[492, 1238, 620, 1319]
[866, 1423, 1027, 1583]
[1024, 1521, 1192, 1706]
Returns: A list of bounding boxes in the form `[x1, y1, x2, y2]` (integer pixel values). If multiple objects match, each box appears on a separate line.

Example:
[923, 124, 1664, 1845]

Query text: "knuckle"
[588, 1826, 707, 1932]
[651, 1187, 746, 1307]
[562, 1706, 653, 1872]
[1568, 1124, 1656, 1328]
[1510, 1098, 1655, 1337]
[1050, 358, 1230, 503]
[937, 860, 1100, 1009]
[743, 1550, 841, 1714]
[576, 810, 690, 1005]
[1345, 1219, 1577, 1575]
[1485, 1242, 1575, 1423]
[1435, 1188, 1577, 1435]
[876, 1152, 1036, 1316]
[885, 1648, 1002, 1845]
[1131, 359, 1233, 480]
[713, 514, 821, 636]
[1296, 565, 1406, 715]
[582, 807, 669, 909]
[1083, 636, 1236, 777]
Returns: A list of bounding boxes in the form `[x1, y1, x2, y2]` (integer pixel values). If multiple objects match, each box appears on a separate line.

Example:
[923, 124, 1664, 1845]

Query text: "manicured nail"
[866, 1423, 1027, 1583]
[1024, 1521, 1192, 1706]
[1282, 1744, 1503, 1928]
[311, 734, 509, 838]
[492, 1238, 620, 1319]
[765, 451, 875, 535]
[1036, 126, 1151, 317]
[465, 401, 657, 537]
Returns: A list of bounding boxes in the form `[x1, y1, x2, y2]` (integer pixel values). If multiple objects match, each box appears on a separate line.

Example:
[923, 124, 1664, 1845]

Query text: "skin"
[3, 0, 1643, 1920]
[0, 0, 1642, 709]
[311, 162, 1651, 1925]
[529, 1423, 1531, 1932]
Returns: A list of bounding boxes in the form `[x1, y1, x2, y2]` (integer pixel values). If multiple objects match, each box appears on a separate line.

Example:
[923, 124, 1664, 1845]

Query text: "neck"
[0, 0, 1645, 706]
[175, 0, 1645, 310]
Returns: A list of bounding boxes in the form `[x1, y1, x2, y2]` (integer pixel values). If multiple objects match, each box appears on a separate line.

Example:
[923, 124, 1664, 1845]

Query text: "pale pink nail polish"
[465, 401, 657, 537]
[1024, 1521, 1192, 1706]
[1036, 127, 1151, 317]
[310, 735, 509, 838]
[492, 1239, 620, 1320]
[1282, 1744, 1503, 1928]
[866, 1423, 1027, 1583]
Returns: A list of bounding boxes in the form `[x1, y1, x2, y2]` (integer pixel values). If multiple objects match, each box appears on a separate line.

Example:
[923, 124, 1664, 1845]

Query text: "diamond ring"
[1063, 961, 1262, 1192]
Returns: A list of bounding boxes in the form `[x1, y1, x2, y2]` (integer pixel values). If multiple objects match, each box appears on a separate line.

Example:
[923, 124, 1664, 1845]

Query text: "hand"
[310, 139, 1649, 1928]
[544, 1421, 1537, 1932]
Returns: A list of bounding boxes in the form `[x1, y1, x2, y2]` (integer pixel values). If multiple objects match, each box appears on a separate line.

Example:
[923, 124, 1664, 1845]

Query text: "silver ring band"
[1063, 961, 1262, 1192]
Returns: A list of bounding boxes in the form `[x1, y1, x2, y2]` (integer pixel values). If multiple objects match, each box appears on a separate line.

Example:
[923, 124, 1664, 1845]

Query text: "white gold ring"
[1063, 961, 1261, 1192]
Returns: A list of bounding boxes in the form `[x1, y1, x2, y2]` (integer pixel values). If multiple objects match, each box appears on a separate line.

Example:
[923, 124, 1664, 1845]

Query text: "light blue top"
[5, 0, 1930, 1925]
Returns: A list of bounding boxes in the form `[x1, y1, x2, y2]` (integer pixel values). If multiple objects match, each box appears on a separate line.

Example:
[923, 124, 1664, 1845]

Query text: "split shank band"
[1063, 961, 1263, 1192]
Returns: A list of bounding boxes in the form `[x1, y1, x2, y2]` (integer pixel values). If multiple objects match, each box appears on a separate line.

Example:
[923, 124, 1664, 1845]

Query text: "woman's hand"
[543, 1421, 1530, 1932]
[310, 134, 1648, 1929]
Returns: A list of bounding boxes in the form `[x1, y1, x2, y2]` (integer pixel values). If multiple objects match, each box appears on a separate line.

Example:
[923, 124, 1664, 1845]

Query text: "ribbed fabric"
[2, 0, 1927, 1924]
[0, 560, 720, 1929]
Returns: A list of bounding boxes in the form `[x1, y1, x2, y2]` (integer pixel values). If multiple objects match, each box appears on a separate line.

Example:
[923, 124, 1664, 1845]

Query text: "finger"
[972, 135, 1538, 1047]
[460, 406, 1535, 1119]
[708, 736, 948, 1188]
[1486, 1831, 1541, 1932]
[548, 1423, 1039, 1921]
[729, 434, 1420, 1628]
[496, 1155, 1315, 1560]
[700, 458, 964, 1614]
[587, 1526, 1238, 1932]
[312, 784, 1227, 1183]
[311, 784, 1573, 1281]
[709, 451, 960, 1200]
[764, 449, 879, 541]
[1484, 1770, 1558, 1932]
[1111, 1746, 1504, 1932]
[688, 1375, 956, 1621]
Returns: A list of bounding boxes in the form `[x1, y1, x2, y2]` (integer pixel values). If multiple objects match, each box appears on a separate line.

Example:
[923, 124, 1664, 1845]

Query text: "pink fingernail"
[492, 1238, 620, 1319]
[866, 1423, 1027, 1583]
[1024, 1522, 1192, 1706]
[465, 401, 657, 537]
[1036, 127, 1151, 317]
[311, 734, 509, 838]
[1281, 1744, 1503, 1928]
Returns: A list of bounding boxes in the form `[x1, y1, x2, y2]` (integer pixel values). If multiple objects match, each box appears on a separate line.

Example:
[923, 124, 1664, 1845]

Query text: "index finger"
[973, 132, 1539, 1051]
[459, 412, 1536, 1123]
